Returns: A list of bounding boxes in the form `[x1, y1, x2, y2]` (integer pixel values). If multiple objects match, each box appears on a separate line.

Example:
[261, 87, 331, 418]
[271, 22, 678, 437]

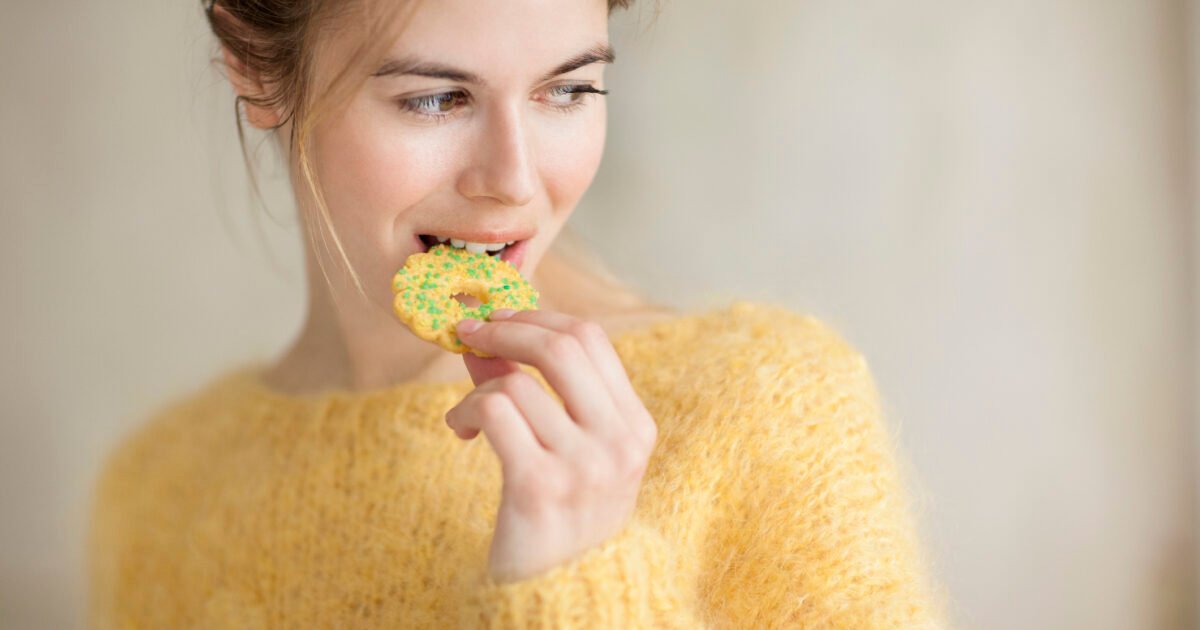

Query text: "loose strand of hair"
[296, 122, 369, 302]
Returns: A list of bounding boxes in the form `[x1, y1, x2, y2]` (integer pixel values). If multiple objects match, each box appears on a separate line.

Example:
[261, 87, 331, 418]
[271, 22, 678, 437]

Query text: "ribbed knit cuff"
[457, 519, 698, 629]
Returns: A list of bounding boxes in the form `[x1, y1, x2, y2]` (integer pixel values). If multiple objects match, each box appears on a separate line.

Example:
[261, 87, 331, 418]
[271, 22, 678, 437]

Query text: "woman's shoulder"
[91, 367, 257, 498]
[615, 300, 870, 374]
[86, 367, 261, 584]
[612, 300, 879, 418]
[616, 300, 892, 498]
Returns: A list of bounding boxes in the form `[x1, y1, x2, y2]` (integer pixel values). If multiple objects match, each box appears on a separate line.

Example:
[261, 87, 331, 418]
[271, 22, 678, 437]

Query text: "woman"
[87, 0, 952, 627]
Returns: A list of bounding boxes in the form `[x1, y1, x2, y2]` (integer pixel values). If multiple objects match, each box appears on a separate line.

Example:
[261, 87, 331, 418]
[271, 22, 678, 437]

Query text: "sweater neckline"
[232, 361, 474, 410]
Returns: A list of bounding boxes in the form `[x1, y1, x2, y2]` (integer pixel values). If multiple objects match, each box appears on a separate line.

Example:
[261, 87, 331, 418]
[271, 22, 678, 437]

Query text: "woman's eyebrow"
[371, 43, 615, 86]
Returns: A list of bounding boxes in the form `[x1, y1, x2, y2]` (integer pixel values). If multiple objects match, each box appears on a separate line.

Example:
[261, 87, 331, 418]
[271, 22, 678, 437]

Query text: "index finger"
[485, 309, 640, 409]
[455, 318, 620, 433]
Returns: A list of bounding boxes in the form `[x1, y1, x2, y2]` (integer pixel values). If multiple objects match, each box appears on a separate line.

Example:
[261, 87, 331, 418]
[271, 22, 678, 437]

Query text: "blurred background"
[1, 1, 1196, 628]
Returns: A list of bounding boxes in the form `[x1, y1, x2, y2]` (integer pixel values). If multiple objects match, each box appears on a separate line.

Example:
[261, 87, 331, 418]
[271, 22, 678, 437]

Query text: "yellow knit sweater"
[87, 301, 951, 628]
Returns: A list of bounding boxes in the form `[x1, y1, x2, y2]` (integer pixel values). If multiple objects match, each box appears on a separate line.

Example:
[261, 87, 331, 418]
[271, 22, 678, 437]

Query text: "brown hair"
[202, 0, 671, 321]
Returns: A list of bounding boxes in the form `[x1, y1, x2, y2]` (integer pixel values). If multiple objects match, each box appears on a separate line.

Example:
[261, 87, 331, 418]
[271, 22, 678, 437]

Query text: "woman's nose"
[456, 104, 537, 207]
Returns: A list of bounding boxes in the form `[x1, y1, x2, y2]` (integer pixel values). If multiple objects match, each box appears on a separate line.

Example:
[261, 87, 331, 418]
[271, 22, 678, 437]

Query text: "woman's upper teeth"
[435, 235, 515, 253]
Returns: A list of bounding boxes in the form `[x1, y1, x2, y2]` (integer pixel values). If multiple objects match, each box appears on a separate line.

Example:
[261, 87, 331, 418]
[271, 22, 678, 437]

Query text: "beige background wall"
[1, 1, 1194, 628]
[1192, 0, 1200, 620]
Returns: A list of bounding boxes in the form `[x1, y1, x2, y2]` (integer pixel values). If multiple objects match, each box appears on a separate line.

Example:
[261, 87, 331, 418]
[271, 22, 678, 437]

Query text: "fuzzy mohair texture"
[87, 301, 952, 628]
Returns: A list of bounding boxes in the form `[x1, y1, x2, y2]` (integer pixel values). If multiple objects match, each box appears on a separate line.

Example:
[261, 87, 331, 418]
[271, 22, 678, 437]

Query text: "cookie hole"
[452, 292, 485, 308]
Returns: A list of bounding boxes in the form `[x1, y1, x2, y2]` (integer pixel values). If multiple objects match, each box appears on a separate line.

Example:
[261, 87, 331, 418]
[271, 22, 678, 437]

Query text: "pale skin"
[219, 0, 668, 582]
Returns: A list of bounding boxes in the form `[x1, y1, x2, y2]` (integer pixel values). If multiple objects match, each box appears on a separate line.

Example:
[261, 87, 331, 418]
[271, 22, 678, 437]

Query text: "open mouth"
[416, 233, 530, 269]
[418, 234, 513, 258]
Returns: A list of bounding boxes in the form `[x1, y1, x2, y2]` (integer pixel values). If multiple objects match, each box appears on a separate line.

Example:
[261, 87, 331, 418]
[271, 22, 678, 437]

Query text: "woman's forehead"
[374, 0, 610, 79]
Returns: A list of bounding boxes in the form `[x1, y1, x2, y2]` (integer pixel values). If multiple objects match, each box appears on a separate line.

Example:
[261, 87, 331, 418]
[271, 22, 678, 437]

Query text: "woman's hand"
[444, 308, 658, 583]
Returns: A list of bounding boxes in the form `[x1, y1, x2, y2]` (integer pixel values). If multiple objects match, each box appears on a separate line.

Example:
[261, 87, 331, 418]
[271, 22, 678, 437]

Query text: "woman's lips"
[500, 238, 527, 270]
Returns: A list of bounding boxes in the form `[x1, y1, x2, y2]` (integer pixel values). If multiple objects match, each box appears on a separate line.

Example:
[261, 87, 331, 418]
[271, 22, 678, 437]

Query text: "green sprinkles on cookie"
[391, 243, 539, 356]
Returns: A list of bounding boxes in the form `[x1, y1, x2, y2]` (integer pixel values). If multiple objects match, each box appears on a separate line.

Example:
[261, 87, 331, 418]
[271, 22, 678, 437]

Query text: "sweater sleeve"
[706, 311, 952, 628]
[456, 516, 706, 628]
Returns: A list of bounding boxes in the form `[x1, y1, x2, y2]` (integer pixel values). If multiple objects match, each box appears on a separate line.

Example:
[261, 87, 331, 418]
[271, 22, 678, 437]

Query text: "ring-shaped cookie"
[392, 244, 539, 357]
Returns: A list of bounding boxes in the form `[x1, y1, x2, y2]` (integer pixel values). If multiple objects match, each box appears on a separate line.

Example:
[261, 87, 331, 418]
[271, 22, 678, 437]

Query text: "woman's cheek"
[363, 138, 449, 219]
[308, 110, 447, 279]
[331, 113, 450, 225]
[544, 108, 607, 210]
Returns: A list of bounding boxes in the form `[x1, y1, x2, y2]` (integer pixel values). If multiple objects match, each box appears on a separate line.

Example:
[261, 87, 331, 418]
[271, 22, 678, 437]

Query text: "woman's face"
[299, 0, 611, 310]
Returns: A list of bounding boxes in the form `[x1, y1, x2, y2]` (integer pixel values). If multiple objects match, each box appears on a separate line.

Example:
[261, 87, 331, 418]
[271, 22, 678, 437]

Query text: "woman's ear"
[214, 5, 283, 130]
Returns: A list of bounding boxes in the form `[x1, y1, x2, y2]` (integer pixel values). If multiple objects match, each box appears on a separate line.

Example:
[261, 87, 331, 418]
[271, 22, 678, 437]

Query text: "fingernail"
[490, 309, 517, 320]
[456, 319, 483, 334]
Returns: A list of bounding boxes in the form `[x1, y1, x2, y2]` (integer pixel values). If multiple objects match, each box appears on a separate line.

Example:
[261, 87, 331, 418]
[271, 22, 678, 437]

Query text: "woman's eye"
[396, 84, 608, 121]
[398, 91, 470, 119]
[544, 84, 608, 110]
